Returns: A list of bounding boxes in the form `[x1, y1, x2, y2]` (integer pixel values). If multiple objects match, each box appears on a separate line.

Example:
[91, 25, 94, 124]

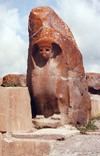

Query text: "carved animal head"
[38, 42, 52, 61]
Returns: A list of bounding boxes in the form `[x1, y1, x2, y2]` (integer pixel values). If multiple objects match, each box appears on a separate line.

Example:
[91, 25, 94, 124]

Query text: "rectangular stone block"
[0, 133, 2, 156]
[7, 87, 32, 133]
[2, 138, 55, 156]
[91, 94, 100, 117]
[0, 87, 9, 132]
[0, 87, 32, 134]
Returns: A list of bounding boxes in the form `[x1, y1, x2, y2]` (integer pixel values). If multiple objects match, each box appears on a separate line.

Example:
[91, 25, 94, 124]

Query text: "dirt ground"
[49, 134, 100, 156]
[49, 120, 100, 156]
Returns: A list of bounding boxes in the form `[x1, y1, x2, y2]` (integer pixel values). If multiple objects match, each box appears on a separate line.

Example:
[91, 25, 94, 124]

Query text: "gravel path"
[49, 134, 100, 156]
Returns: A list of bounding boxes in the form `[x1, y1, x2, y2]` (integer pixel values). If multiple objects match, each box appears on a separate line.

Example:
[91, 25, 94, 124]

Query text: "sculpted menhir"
[27, 6, 91, 125]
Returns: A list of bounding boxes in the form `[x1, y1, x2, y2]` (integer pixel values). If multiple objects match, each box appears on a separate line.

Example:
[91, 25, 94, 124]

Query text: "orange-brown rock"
[27, 6, 91, 125]
[2, 74, 26, 87]
[86, 73, 100, 94]
[0, 87, 32, 133]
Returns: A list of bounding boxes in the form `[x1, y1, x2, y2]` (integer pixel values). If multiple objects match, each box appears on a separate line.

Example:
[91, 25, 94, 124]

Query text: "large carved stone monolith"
[27, 6, 91, 125]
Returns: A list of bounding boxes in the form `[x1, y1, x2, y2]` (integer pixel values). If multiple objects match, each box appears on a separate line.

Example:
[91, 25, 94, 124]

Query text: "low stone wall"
[0, 87, 32, 134]
[1, 87, 100, 156]
[2, 138, 55, 156]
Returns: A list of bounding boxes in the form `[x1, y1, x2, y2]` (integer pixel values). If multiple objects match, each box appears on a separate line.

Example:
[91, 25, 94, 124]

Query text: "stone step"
[32, 114, 61, 128]
[2, 137, 55, 156]
[12, 128, 79, 140]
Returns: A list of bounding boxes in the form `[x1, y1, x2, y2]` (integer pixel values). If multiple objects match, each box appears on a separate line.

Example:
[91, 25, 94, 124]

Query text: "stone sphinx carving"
[27, 6, 91, 125]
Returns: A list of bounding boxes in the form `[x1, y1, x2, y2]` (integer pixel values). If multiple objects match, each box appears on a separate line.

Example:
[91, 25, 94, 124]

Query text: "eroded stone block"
[0, 133, 2, 156]
[27, 6, 91, 125]
[0, 87, 32, 134]
[0, 87, 9, 132]
[7, 87, 32, 133]
[2, 138, 55, 156]
[91, 94, 100, 117]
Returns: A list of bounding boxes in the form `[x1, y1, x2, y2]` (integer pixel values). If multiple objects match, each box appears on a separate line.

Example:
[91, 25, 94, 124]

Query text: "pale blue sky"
[0, 0, 100, 77]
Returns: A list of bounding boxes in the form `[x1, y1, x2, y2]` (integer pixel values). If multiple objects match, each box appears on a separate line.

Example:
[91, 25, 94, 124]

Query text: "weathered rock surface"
[86, 73, 100, 94]
[49, 135, 100, 156]
[2, 131, 100, 156]
[0, 87, 9, 132]
[0, 77, 2, 86]
[90, 94, 100, 117]
[0, 87, 32, 133]
[27, 6, 91, 125]
[32, 115, 61, 128]
[0, 133, 2, 156]
[2, 74, 26, 87]
[2, 138, 55, 156]
[12, 128, 79, 140]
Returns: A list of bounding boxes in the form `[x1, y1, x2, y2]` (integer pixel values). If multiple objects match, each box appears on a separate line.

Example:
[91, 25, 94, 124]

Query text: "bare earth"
[49, 134, 100, 156]
[49, 120, 100, 156]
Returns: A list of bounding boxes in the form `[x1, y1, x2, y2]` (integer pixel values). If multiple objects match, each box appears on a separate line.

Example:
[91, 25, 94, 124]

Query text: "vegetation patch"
[35, 125, 43, 129]
[91, 113, 100, 121]
[2, 81, 21, 87]
[77, 114, 100, 134]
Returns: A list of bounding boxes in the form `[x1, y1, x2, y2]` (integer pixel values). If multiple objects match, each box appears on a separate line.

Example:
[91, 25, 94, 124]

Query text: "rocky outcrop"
[86, 73, 100, 94]
[27, 6, 91, 125]
[2, 74, 26, 87]
[0, 87, 32, 133]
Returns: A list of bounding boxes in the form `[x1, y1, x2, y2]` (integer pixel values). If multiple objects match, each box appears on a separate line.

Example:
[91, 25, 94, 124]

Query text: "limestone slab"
[2, 137, 55, 156]
[12, 128, 79, 140]
[0, 133, 2, 156]
[32, 115, 61, 128]
[0, 87, 9, 132]
[7, 87, 32, 133]
[91, 94, 100, 117]
[0, 87, 32, 134]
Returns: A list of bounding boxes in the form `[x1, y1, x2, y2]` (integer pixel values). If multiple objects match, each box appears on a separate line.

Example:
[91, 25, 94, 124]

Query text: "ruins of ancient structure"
[2, 6, 100, 156]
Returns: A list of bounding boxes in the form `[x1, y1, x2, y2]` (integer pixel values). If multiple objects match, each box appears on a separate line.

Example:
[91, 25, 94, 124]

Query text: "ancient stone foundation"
[0, 86, 99, 156]
[0, 87, 32, 134]
[27, 6, 91, 125]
